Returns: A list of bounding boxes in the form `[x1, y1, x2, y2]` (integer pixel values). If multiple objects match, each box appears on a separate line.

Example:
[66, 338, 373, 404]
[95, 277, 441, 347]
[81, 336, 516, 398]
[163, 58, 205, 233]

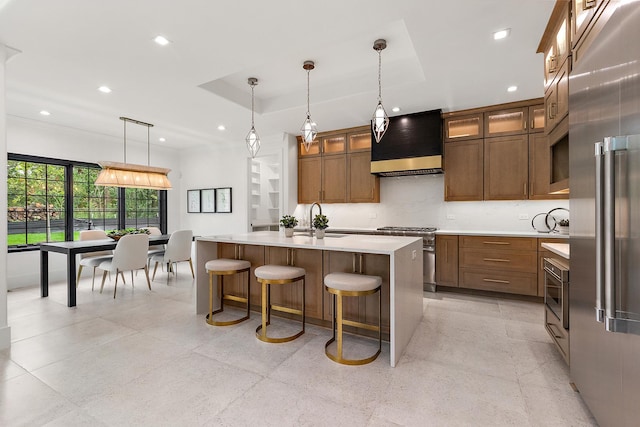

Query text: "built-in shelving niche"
[248, 153, 281, 231]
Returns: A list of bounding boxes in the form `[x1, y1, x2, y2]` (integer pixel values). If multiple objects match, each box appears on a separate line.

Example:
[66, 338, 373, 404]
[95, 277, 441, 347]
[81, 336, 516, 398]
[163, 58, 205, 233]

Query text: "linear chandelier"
[95, 117, 172, 190]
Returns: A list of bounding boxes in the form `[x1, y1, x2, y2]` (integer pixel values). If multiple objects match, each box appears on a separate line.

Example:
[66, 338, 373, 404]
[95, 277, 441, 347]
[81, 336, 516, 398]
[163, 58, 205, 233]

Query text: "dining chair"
[98, 233, 151, 298]
[141, 226, 165, 263]
[77, 229, 117, 291]
[151, 229, 194, 281]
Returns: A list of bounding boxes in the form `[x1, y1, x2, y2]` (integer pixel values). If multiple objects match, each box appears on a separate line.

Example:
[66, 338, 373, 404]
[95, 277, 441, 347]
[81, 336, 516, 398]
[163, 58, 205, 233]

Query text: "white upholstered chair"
[151, 229, 194, 281]
[98, 233, 151, 298]
[141, 226, 165, 261]
[77, 229, 115, 290]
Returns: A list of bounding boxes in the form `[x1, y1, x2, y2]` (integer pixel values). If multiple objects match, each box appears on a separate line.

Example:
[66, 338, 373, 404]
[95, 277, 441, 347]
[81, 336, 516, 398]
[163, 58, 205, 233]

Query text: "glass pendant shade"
[95, 117, 172, 190]
[300, 114, 318, 151]
[372, 101, 389, 143]
[245, 126, 260, 158]
[245, 77, 261, 158]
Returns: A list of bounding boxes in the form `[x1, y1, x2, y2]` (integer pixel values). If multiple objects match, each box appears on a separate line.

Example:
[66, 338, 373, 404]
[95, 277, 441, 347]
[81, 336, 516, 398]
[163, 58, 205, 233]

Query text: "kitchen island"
[196, 231, 423, 367]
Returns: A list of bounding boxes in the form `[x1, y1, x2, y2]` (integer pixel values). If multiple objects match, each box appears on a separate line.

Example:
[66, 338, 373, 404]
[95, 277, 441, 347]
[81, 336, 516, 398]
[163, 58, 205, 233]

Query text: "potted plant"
[106, 227, 151, 241]
[557, 218, 569, 234]
[280, 215, 298, 237]
[312, 214, 329, 239]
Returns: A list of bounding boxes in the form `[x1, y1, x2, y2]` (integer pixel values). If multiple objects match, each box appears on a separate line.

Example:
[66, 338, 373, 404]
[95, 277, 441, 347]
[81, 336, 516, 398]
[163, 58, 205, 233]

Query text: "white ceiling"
[0, 0, 555, 149]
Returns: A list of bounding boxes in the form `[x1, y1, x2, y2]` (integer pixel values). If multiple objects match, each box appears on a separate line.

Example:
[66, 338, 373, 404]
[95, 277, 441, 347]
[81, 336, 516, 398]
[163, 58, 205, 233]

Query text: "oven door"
[544, 258, 569, 329]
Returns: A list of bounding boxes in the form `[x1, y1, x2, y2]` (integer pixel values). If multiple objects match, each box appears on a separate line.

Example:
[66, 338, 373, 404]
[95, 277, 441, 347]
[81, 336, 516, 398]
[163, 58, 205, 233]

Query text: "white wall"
[179, 133, 297, 237]
[293, 174, 569, 232]
[6, 116, 183, 289]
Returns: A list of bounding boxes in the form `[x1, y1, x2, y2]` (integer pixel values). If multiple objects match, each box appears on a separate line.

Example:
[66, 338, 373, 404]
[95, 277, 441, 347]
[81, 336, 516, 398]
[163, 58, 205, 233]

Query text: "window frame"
[7, 153, 167, 252]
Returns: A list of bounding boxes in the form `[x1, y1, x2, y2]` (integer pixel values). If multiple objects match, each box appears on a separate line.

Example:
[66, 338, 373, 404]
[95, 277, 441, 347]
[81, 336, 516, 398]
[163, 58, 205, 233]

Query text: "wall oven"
[544, 257, 570, 329]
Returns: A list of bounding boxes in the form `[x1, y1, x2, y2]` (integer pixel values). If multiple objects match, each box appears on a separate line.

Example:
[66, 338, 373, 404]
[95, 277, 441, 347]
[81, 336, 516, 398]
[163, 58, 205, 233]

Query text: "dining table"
[39, 234, 171, 307]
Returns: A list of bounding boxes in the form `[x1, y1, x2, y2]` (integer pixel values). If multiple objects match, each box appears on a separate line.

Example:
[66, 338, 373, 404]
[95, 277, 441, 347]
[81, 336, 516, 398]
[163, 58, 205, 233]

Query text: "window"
[7, 154, 167, 251]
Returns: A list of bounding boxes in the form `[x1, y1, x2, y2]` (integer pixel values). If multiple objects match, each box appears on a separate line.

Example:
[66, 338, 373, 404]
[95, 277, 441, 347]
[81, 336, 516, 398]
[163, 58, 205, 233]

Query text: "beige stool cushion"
[255, 265, 305, 280]
[206, 258, 251, 272]
[324, 272, 382, 292]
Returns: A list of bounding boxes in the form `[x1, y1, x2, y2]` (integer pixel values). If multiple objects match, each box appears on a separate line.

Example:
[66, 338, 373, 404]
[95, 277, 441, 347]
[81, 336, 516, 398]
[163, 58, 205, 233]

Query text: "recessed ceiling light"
[391, 107, 401, 113]
[218, 125, 226, 131]
[159, 137, 166, 142]
[154, 35, 171, 46]
[507, 85, 518, 92]
[493, 28, 511, 40]
[39, 110, 51, 116]
[98, 86, 112, 93]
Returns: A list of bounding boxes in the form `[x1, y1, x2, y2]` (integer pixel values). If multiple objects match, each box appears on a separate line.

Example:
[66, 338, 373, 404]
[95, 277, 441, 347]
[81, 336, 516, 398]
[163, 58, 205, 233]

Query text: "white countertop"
[541, 242, 570, 259]
[197, 231, 422, 255]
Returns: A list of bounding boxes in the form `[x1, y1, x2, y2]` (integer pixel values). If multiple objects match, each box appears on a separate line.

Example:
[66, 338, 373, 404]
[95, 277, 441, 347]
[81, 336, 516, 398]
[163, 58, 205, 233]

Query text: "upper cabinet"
[571, 0, 615, 66]
[484, 106, 528, 138]
[542, 3, 571, 92]
[297, 126, 379, 204]
[444, 113, 483, 142]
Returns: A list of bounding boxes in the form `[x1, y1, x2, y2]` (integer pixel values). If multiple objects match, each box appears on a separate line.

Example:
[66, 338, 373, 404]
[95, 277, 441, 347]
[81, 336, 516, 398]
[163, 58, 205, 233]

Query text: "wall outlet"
[412, 250, 417, 260]
[518, 213, 530, 220]
[446, 214, 456, 220]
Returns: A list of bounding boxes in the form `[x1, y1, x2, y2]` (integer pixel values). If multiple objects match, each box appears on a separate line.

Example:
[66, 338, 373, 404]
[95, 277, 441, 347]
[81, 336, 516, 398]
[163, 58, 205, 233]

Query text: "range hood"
[370, 109, 443, 176]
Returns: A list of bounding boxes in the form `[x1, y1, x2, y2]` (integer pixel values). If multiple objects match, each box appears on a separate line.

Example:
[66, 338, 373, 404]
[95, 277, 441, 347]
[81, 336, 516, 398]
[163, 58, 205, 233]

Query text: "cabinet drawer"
[459, 236, 537, 251]
[545, 305, 569, 363]
[459, 268, 537, 296]
[459, 248, 537, 273]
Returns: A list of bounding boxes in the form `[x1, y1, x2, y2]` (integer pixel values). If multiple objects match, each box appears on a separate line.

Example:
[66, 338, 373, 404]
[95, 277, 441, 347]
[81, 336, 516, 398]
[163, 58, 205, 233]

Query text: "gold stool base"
[207, 267, 251, 327]
[324, 336, 381, 365]
[255, 274, 305, 344]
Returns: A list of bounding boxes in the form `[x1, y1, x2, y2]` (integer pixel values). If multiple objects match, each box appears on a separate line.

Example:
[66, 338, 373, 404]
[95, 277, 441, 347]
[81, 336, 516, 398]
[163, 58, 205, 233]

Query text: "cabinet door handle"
[483, 278, 510, 284]
[483, 241, 510, 245]
[546, 322, 563, 339]
[584, 0, 596, 9]
[531, 119, 535, 130]
[524, 183, 527, 197]
[523, 119, 527, 131]
[483, 258, 511, 263]
[530, 182, 534, 197]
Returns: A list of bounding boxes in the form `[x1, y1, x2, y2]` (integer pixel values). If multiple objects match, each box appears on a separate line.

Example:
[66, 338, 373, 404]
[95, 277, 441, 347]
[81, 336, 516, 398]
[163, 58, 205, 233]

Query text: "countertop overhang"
[541, 242, 570, 259]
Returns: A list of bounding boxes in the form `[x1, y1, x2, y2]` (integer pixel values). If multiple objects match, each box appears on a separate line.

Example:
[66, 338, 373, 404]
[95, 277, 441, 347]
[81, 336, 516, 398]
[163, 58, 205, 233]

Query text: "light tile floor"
[1, 273, 598, 426]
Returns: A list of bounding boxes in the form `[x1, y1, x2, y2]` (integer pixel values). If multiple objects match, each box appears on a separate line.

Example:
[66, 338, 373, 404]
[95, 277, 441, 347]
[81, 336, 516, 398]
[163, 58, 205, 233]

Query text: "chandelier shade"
[372, 39, 389, 143]
[245, 77, 261, 157]
[94, 117, 172, 191]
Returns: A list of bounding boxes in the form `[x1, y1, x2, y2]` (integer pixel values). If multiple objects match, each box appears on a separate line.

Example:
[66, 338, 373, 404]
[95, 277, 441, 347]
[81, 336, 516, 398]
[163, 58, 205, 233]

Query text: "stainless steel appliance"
[570, 3, 640, 425]
[376, 227, 436, 291]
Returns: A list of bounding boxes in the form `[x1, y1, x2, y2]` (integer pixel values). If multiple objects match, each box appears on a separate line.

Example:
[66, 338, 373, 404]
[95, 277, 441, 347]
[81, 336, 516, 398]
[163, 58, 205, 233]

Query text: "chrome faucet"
[309, 202, 322, 236]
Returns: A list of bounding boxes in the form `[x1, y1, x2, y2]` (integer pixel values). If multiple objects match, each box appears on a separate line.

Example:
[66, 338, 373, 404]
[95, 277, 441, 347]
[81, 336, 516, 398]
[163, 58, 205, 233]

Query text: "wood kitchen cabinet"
[528, 104, 545, 133]
[435, 234, 458, 287]
[544, 57, 569, 135]
[529, 132, 568, 199]
[459, 236, 538, 296]
[265, 246, 324, 321]
[484, 134, 529, 200]
[444, 139, 484, 201]
[444, 113, 483, 142]
[297, 126, 379, 204]
[484, 107, 528, 138]
[323, 251, 391, 337]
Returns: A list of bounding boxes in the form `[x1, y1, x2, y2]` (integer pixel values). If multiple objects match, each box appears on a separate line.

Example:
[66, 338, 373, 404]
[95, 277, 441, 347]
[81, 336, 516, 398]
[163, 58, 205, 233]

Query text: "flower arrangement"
[107, 228, 150, 240]
[312, 214, 329, 230]
[279, 215, 298, 229]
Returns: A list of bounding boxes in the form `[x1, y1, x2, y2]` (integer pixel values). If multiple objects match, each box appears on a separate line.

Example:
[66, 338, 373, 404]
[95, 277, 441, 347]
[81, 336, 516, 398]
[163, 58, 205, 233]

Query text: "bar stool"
[324, 272, 382, 365]
[254, 264, 306, 343]
[205, 258, 251, 326]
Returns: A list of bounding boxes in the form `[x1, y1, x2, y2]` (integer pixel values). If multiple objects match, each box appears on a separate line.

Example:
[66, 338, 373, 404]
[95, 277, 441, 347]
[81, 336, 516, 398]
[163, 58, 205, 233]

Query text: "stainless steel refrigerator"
[570, 2, 640, 426]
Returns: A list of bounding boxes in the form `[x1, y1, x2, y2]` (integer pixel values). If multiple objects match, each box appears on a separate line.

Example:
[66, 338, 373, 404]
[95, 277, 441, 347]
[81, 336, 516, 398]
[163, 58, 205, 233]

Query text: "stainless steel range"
[377, 226, 437, 292]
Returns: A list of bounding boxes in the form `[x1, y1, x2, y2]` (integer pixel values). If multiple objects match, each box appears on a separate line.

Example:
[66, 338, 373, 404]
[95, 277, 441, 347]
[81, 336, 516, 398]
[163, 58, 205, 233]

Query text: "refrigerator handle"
[595, 142, 605, 323]
[603, 137, 617, 331]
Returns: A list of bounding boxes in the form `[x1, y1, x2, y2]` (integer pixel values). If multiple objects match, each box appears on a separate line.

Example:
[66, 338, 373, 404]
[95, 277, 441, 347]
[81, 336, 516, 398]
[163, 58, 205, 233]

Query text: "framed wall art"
[200, 189, 216, 213]
[187, 189, 201, 213]
[215, 187, 232, 213]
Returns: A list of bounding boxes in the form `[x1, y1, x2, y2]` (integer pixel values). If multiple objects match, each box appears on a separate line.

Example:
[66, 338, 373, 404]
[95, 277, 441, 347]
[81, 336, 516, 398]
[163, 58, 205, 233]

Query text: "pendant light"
[95, 117, 172, 190]
[372, 39, 389, 143]
[245, 77, 261, 158]
[300, 60, 318, 151]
